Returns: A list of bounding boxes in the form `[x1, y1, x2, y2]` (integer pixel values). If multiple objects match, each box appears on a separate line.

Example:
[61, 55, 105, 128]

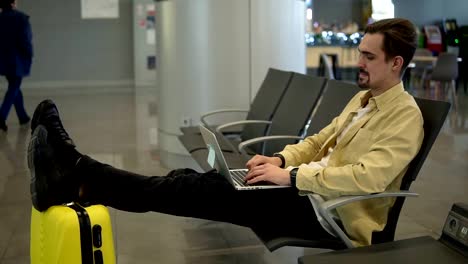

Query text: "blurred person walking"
[0, 0, 33, 132]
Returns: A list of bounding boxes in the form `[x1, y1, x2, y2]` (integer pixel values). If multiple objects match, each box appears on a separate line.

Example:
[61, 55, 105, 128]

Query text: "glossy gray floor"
[0, 84, 467, 263]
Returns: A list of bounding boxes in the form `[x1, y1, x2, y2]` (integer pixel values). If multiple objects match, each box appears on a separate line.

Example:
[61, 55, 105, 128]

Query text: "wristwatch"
[290, 168, 298, 188]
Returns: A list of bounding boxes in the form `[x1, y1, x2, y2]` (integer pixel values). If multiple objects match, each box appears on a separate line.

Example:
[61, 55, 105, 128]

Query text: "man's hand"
[246, 154, 282, 170]
[245, 163, 291, 186]
[245, 154, 289, 185]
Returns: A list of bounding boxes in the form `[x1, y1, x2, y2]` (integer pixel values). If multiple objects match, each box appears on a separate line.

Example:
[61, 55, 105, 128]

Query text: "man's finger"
[247, 174, 266, 184]
[245, 166, 264, 180]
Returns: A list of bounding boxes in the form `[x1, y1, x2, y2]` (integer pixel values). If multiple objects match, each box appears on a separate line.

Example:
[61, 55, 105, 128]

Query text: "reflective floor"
[0, 82, 467, 263]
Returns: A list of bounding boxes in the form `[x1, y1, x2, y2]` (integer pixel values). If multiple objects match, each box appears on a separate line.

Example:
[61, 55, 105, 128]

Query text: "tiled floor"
[0, 82, 467, 263]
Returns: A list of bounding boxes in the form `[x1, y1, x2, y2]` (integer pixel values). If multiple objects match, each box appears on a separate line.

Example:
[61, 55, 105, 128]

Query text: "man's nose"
[357, 57, 365, 68]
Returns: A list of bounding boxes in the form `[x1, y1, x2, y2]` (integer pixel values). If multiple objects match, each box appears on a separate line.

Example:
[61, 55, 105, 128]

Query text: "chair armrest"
[215, 120, 272, 135]
[302, 191, 419, 249]
[214, 120, 272, 153]
[200, 109, 248, 127]
[320, 191, 419, 211]
[237, 135, 302, 156]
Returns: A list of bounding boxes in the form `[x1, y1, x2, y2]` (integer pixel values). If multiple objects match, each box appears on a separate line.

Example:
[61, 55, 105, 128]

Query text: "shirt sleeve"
[279, 116, 338, 167]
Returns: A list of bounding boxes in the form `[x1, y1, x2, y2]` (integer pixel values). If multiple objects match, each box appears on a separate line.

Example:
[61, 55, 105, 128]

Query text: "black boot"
[28, 125, 80, 211]
[31, 99, 81, 167]
[29, 99, 83, 211]
[31, 99, 75, 148]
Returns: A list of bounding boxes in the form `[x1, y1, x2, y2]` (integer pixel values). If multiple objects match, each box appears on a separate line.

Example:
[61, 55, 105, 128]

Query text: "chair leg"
[465, 79, 467, 94]
[421, 71, 427, 89]
[451, 80, 458, 109]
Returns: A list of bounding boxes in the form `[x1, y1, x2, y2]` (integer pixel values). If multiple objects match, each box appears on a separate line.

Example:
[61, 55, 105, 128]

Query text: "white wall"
[156, 0, 306, 168]
[250, 0, 306, 99]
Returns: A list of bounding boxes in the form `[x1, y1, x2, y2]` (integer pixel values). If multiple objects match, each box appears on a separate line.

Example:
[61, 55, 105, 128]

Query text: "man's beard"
[357, 69, 370, 89]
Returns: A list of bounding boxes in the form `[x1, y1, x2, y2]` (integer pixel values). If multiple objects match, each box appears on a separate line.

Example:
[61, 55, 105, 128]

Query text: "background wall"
[15, 0, 134, 88]
[250, 0, 306, 99]
[312, 0, 468, 30]
[394, 0, 468, 27]
[312, 0, 364, 28]
[5, 0, 468, 90]
[133, 0, 157, 88]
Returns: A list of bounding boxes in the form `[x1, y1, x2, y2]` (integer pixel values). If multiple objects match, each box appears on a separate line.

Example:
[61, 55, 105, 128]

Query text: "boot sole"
[28, 125, 54, 211]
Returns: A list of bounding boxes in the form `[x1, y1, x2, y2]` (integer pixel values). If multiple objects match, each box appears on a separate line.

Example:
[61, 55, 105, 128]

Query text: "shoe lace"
[41, 105, 75, 146]
[46, 112, 74, 146]
[50, 117, 71, 141]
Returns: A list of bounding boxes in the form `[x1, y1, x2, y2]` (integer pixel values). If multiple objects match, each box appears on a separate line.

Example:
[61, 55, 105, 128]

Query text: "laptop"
[199, 125, 290, 190]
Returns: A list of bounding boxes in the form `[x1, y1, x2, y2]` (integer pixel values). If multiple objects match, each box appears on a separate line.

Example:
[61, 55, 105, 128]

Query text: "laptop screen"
[199, 126, 235, 182]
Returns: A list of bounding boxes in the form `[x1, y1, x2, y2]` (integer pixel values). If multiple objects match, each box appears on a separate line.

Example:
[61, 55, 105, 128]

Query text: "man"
[28, 18, 423, 247]
[0, 0, 33, 132]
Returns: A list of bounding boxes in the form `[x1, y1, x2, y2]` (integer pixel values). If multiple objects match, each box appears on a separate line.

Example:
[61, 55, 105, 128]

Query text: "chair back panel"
[431, 52, 459, 81]
[372, 97, 451, 244]
[240, 68, 293, 151]
[261, 73, 327, 155]
[245, 68, 293, 123]
[318, 54, 336, 80]
[413, 48, 434, 72]
[306, 80, 361, 136]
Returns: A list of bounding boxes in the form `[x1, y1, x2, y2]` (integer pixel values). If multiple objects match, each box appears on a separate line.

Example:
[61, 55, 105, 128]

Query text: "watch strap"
[290, 168, 298, 188]
[273, 153, 285, 168]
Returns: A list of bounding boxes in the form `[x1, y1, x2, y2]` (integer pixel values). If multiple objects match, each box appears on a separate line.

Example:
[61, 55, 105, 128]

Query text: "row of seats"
[178, 68, 451, 254]
[178, 68, 360, 171]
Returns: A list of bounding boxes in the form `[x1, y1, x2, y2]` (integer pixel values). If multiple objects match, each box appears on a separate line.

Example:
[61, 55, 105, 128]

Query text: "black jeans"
[77, 155, 334, 241]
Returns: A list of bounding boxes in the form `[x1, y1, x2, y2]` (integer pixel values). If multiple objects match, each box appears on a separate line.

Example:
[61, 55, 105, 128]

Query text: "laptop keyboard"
[230, 170, 248, 187]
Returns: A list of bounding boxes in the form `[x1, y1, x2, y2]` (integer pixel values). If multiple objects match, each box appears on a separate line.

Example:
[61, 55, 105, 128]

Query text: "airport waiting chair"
[253, 97, 451, 252]
[190, 79, 359, 171]
[189, 73, 328, 170]
[412, 48, 434, 89]
[298, 202, 468, 264]
[180, 68, 293, 136]
[317, 54, 337, 80]
[236, 79, 360, 161]
[430, 52, 459, 108]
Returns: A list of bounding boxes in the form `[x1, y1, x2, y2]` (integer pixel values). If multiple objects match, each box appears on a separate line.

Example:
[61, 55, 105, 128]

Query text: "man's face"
[357, 33, 395, 90]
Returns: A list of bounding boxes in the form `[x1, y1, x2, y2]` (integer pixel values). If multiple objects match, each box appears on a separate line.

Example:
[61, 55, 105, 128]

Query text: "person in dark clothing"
[0, 0, 33, 132]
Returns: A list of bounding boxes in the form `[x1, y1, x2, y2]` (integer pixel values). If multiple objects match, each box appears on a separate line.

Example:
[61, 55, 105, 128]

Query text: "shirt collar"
[359, 82, 405, 110]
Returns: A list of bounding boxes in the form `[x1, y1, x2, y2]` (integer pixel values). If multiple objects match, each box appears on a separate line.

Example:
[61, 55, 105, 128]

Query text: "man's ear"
[392, 56, 404, 72]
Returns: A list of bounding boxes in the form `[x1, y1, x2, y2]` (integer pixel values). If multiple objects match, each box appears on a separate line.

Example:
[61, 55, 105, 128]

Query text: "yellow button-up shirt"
[279, 82, 424, 246]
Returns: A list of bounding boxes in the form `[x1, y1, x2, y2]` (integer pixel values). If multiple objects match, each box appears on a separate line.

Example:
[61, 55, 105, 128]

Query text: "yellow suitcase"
[30, 203, 116, 264]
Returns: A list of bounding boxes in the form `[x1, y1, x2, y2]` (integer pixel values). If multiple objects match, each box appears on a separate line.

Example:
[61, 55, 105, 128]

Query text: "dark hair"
[0, 0, 14, 9]
[365, 18, 417, 75]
